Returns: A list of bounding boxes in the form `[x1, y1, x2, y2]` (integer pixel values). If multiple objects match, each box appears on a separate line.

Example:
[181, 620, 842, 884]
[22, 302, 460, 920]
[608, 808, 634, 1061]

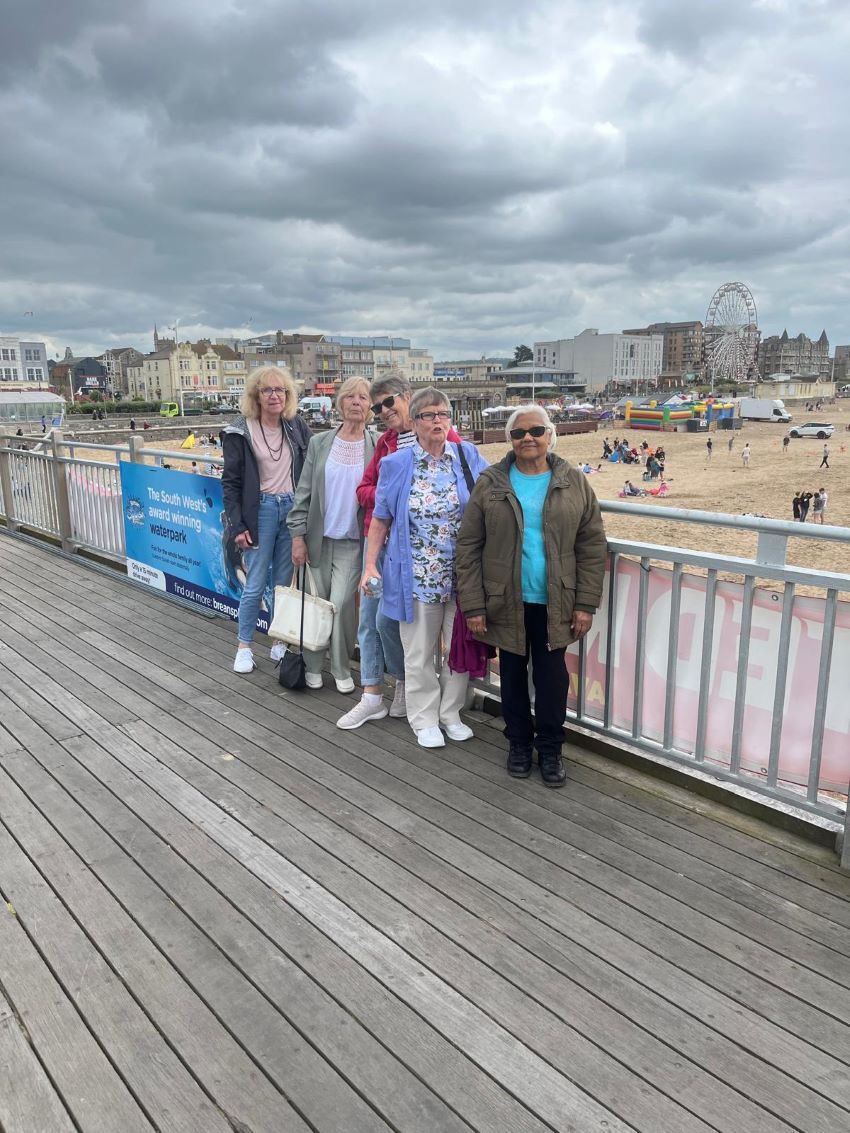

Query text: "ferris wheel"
[704, 282, 759, 384]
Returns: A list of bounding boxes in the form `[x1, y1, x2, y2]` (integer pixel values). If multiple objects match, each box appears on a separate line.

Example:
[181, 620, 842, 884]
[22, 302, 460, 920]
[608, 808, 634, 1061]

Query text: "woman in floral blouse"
[362, 388, 488, 748]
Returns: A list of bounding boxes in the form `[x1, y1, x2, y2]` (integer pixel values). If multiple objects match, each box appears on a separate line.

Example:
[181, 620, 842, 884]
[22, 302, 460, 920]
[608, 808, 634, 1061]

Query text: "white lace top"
[323, 435, 364, 539]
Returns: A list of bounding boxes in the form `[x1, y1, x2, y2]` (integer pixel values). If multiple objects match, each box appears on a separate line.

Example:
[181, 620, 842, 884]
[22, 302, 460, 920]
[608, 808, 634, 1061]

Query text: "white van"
[298, 396, 332, 415]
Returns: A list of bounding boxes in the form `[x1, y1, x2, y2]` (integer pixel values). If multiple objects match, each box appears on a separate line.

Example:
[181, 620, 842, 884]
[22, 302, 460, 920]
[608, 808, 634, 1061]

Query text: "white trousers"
[304, 537, 361, 682]
[399, 598, 469, 731]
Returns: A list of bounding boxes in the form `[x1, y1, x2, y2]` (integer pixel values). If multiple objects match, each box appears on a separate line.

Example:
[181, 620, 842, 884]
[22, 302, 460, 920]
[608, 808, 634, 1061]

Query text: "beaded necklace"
[258, 418, 285, 461]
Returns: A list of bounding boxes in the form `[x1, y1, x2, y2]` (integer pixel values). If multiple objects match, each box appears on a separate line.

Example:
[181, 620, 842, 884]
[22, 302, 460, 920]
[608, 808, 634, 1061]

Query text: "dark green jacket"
[455, 452, 607, 654]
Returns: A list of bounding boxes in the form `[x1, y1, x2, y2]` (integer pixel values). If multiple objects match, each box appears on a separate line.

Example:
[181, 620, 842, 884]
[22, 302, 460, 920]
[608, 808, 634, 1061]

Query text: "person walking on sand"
[819, 443, 829, 469]
[727, 434, 734, 454]
[782, 434, 790, 455]
[705, 437, 713, 464]
[741, 443, 751, 467]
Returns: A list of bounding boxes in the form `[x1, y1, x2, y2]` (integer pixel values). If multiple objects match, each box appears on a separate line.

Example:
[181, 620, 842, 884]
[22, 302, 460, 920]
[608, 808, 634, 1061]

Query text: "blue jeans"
[358, 545, 405, 685]
[237, 492, 294, 644]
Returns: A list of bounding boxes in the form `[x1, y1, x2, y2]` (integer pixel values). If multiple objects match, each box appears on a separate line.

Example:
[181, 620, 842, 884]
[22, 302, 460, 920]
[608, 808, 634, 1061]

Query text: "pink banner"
[567, 558, 850, 793]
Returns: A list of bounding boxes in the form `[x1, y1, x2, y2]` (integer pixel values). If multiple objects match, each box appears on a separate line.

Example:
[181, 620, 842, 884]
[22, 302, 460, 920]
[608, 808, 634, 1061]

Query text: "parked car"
[788, 422, 834, 439]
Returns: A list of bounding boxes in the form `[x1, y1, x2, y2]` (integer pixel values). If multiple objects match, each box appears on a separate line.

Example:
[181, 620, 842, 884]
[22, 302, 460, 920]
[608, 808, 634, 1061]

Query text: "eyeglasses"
[509, 425, 547, 440]
[416, 411, 452, 421]
[259, 387, 286, 398]
[371, 395, 397, 415]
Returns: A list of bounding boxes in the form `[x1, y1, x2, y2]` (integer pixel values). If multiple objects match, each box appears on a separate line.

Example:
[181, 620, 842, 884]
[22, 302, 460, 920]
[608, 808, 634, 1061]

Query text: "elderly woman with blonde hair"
[222, 366, 312, 673]
[288, 376, 377, 692]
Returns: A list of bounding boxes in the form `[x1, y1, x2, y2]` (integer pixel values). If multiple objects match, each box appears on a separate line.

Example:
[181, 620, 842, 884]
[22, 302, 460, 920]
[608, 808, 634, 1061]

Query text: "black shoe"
[506, 743, 533, 778]
[539, 751, 566, 788]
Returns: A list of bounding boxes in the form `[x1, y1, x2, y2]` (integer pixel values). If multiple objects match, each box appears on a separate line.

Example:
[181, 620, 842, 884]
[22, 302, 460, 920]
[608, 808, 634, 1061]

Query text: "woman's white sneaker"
[304, 672, 323, 689]
[233, 648, 255, 674]
[444, 721, 473, 742]
[337, 696, 389, 730]
[416, 726, 445, 748]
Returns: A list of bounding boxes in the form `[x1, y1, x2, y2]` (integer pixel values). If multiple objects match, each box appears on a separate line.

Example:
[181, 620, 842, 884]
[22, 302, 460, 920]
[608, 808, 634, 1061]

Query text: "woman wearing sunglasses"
[337, 375, 464, 730]
[456, 405, 607, 786]
[362, 387, 488, 747]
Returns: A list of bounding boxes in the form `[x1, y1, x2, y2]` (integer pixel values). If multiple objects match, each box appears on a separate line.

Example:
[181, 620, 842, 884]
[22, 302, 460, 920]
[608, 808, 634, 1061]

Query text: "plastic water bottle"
[366, 576, 383, 599]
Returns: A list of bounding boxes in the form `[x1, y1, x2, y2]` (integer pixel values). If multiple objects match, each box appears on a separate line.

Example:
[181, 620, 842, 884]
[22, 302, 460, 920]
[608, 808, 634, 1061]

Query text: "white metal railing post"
[128, 435, 145, 463]
[50, 429, 75, 551]
[0, 437, 17, 528]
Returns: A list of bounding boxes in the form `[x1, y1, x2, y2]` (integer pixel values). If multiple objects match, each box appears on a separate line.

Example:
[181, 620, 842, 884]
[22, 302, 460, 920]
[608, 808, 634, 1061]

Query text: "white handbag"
[270, 565, 335, 651]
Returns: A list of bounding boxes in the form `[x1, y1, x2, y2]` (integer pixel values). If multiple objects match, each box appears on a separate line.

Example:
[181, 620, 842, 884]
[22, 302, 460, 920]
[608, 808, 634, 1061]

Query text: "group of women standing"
[223, 366, 607, 786]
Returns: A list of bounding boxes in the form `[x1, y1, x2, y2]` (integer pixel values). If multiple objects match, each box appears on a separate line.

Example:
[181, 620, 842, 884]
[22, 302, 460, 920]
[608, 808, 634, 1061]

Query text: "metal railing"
[0, 432, 847, 858]
[0, 431, 222, 559]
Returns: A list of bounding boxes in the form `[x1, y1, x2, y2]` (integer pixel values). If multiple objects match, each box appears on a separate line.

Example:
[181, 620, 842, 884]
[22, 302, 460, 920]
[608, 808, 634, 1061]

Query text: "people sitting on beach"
[621, 480, 645, 497]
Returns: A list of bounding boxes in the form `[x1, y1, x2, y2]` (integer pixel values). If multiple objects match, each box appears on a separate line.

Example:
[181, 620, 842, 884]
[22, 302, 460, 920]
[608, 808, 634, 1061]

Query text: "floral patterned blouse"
[408, 443, 462, 603]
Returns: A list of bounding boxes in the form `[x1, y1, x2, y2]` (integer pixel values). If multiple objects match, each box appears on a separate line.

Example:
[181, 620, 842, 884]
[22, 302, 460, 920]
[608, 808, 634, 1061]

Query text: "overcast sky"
[3, 0, 850, 361]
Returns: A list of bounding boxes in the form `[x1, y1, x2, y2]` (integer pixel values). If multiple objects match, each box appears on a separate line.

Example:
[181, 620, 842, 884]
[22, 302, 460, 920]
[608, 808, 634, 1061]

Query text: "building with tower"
[758, 330, 830, 379]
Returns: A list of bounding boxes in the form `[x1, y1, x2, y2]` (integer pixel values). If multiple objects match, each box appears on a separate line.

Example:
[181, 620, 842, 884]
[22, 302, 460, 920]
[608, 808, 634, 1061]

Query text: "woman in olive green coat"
[455, 405, 607, 786]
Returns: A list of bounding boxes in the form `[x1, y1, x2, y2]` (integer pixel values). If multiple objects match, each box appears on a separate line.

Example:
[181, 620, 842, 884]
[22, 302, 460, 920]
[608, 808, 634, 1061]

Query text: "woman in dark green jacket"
[456, 406, 607, 786]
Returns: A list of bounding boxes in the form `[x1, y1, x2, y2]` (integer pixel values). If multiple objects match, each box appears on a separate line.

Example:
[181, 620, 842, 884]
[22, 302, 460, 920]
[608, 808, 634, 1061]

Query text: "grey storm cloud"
[2, 0, 850, 358]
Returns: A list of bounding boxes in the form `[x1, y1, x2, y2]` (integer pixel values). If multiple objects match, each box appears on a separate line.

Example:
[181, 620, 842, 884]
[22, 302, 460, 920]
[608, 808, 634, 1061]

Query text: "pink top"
[248, 418, 293, 495]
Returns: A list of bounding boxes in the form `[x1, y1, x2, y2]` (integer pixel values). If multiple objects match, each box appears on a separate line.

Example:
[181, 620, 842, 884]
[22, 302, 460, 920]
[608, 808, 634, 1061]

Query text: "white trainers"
[389, 681, 406, 718]
[337, 696, 389, 730]
[335, 676, 356, 694]
[305, 672, 323, 689]
[416, 726, 445, 748]
[233, 648, 255, 674]
[444, 721, 473, 742]
[269, 641, 287, 663]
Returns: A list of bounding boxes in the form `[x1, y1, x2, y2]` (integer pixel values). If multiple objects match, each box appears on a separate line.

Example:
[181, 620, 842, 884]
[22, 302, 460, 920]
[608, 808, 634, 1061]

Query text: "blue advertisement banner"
[119, 462, 270, 631]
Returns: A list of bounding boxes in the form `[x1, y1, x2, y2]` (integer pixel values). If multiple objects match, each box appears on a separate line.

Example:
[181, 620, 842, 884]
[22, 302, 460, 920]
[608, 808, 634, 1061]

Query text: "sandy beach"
[480, 401, 850, 582]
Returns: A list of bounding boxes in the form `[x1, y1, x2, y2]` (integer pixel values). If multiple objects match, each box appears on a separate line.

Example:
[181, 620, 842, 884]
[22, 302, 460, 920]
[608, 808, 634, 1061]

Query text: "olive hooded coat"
[455, 452, 607, 655]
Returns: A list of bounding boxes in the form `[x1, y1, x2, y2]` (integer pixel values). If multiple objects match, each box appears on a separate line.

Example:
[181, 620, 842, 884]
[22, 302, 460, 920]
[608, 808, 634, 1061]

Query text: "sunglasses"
[510, 425, 547, 440]
[371, 395, 397, 415]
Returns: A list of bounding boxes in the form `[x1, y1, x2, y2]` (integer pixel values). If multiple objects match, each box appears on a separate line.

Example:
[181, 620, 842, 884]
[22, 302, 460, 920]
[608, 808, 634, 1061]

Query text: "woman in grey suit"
[287, 377, 376, 692]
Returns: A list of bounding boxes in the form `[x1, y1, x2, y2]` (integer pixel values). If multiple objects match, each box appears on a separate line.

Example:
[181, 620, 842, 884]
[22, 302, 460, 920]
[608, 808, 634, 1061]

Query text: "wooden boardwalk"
[1, 532, 850, 1133]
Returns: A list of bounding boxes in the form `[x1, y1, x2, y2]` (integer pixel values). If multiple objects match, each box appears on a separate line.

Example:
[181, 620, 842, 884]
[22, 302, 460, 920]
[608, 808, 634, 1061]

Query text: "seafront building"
[49, 352, 111, 400]
[488, 363, 586, 402]
[98, 347, 144, 397]
[0, 335, 50, 386]
[534, 328, 663, 392]
[223, 332, 434, 394]
[127, 337, 246, 402]
[621, 321, 705, 382]
[757, 329, 830, 379]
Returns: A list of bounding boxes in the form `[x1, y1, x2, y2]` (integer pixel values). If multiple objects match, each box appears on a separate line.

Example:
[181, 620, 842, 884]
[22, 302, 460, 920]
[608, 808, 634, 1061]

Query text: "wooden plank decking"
[1, 530, 849, 1133]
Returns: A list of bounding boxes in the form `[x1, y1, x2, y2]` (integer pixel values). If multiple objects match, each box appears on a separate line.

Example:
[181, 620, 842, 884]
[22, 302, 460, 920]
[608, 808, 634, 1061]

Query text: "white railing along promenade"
[1, 431, 848, 865]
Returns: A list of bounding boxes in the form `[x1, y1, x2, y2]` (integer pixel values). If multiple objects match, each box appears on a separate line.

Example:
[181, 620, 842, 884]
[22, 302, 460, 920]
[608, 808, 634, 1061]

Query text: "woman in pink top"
[222, 367, 311, 674]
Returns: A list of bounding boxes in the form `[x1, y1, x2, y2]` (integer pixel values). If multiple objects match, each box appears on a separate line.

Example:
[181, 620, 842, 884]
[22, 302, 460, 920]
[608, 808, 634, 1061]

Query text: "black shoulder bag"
[277, 567, 307, 689]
